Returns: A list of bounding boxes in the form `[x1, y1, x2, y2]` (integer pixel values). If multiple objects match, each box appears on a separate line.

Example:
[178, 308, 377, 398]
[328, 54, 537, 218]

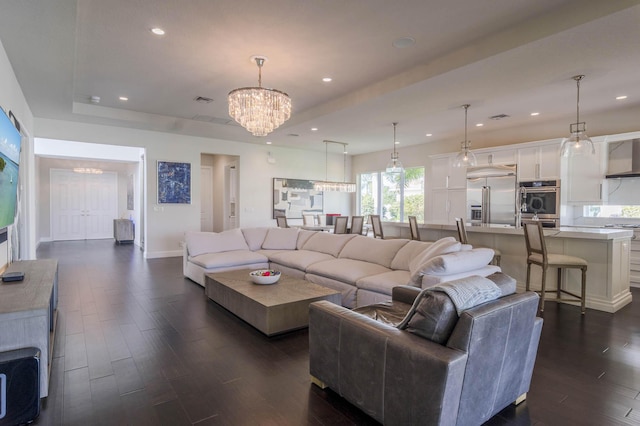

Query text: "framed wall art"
[158, 161, 191, 204]
[273, 178, 323, 219]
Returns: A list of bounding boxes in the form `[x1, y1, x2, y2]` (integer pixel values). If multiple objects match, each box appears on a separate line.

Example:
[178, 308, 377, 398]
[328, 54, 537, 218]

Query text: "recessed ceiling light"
[426, 133, 433, 137]
[392, 37, 416, 48]
[322, 77, 332, 82]
[311, 127, 318, 131]
[394, 140, 400, 145]
[530, 112, 540, 116]
[476, 123, 484, 127]
[616, 95, 628, 100]
[150, 27, 165, 36]
[266, 141, 272, 145]
[119, 96, 128, 101]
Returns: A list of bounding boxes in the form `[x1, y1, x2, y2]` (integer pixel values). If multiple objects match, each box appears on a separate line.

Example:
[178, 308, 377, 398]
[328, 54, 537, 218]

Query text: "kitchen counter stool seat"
[523, 220, 588, 314]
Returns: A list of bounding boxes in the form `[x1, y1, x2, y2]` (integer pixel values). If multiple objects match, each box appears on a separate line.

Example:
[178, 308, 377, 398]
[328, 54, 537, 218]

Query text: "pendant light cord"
[575, 75, 582, 124]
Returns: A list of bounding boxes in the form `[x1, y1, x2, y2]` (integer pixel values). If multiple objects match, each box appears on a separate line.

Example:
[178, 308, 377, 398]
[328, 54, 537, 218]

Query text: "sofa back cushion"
[296, 230, 317, 249]
[185, 229, 249, 257]
[241, 227, 269, 251]
[302, 232, 357, 257]
[339, 236, 409, 268]
[390, 240, 433, 270]
[262, 227, 299, 250]
[408, 237, 461, 285]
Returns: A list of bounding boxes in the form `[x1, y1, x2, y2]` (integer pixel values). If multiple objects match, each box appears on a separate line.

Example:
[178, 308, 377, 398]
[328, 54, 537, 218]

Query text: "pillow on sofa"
[408, 237, 461, 285]
[418, 248, 495, 276]
[339, 236, 409, 268]
[302, 232, 357, 257]
[185, 229, 249, 257]
[262, 227, 299, 250]
[296, 230, 317, 249]
[397, 275, 502, 343]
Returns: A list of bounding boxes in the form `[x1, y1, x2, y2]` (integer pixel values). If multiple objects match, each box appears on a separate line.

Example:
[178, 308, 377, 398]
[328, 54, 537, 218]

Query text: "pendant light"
[385, 122, 404, 173]
[453, 104, 477, 168]
[560, 75, 595, 157]
[313, 141, 356, 192]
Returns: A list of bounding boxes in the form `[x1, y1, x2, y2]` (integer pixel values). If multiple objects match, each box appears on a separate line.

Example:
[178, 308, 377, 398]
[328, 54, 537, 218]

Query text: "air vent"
[287, 133, 299, 137]
[192, 115, 237, 125]
[489, 114, 510, 120]
[194, 96, 213, 103]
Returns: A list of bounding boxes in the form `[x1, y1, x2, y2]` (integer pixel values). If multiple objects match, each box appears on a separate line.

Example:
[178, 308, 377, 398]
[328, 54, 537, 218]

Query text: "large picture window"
[358, 167, 424, 222]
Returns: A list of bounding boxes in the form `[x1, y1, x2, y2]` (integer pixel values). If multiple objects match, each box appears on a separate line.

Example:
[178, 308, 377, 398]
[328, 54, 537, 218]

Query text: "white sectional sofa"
[183, 227, 500, 308]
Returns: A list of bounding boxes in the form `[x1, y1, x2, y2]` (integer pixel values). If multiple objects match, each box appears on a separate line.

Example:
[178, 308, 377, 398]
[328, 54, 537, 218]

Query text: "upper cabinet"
[517, 141, 560, 181]
[474, 148, 517, 167]
[564, 140, 608, 204]
[430, 156, 466, 189]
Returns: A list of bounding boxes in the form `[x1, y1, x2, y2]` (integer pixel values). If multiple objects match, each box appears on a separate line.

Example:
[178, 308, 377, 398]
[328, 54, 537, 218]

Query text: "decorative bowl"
[249, 269, 281, 285]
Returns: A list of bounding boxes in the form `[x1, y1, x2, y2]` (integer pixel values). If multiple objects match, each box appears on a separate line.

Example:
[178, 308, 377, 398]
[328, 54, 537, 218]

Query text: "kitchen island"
[384, 222, 633, 313]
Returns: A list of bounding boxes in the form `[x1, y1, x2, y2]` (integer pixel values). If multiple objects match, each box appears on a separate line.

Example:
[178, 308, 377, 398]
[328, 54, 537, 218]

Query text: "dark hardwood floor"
[30, 240, 640, 425]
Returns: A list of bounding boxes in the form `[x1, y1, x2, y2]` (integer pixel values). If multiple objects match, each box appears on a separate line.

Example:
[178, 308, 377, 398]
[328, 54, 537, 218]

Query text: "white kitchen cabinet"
[430, 155, 466, 189]
[518, 142, 560, 181]
[565, 141, 607, 203]
[475, 148, 517, 167]
[430, 188, 466, 223]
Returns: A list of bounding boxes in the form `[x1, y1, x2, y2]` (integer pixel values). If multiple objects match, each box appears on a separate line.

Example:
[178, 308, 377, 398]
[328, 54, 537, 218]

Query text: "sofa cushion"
[185, 229, 249, 257]
[390, 240, 433, 271]
[419, 248, 495, 276]
[241, 227, 269, 251]
[302, 232, 357, 257]
[190, 250, 268, 269]
[296, 230, 317, 249]
[356, 270, 412, 295]
[306, 258, 391, 286]
[408, 237, 461, 284]
[262, 227, 299, 250]
[268, 250, 334, 271]
[339, 236, 409, 268]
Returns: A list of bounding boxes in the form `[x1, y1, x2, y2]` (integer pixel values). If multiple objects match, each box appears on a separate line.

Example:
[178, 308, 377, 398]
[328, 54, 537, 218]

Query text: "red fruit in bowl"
[263, 271, 271, 276]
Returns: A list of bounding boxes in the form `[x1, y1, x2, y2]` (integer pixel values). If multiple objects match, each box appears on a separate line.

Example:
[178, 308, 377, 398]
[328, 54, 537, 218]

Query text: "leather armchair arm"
[391, 285, 421, 304]
[309, 300, 468, 425]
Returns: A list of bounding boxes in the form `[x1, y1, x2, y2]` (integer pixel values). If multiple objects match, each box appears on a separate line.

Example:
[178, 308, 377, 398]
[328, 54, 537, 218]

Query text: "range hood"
[606, 139, 640, 179]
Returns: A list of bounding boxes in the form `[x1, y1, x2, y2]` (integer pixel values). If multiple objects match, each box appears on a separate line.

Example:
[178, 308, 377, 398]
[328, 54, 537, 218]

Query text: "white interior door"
[200, 166, 214, 232]
[51, 169, 118, 241]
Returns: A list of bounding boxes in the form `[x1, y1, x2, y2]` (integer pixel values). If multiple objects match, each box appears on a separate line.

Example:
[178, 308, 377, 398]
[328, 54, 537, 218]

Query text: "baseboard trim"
[144, 250, 182, 259]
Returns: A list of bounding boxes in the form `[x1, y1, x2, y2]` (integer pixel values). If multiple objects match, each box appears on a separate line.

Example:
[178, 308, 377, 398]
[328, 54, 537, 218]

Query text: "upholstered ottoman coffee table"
[205, 270, 341, 336]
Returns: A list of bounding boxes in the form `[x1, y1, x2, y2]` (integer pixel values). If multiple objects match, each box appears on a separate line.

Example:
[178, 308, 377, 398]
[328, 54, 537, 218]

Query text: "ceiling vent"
[194, 96, 213, 103]
[489, 114, 510, 120]
[191, 115, 237, 126]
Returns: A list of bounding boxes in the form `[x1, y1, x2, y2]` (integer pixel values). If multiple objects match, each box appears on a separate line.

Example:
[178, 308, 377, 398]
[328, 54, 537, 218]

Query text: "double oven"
[518, 180, 560, 228]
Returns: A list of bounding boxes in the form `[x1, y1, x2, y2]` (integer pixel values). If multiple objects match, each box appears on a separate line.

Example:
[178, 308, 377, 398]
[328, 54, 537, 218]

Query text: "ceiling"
[1, 0, 640, 155]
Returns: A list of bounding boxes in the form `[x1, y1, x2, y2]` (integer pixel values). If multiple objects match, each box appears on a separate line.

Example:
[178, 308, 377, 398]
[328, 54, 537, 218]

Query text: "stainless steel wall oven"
[519, 180, 560, 228]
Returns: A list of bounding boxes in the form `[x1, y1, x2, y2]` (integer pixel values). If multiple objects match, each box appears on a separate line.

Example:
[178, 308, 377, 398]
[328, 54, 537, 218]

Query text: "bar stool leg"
[526, 262, 532, 292]
[581, 266, 587, 314]
[557, 268, 562, 299]
[540, 266, 547, 312]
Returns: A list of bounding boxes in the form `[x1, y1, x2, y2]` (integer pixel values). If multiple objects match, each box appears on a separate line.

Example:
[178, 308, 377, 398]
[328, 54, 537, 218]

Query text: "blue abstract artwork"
[158, 161, 191, 204]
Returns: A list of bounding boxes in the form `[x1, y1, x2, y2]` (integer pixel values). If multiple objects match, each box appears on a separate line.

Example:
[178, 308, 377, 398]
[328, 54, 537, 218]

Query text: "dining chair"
[276, 216, 289, 228]
[370, 215, 384, 239]
[408, 216, 420, 240]
[333, 216, 349, 234]
[523, 220, 588, 314]
[303, 214, 316, 226]
[350, 216, 364, 235]
[455, 217, 501, 266]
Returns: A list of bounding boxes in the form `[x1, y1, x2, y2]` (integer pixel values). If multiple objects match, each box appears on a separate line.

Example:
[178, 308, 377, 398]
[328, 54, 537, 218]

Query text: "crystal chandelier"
[313, 141, 356, 192]
[228, 56, 291, 137]
[385, 122, 404, 173]
[560, 75, 595, 157]
[453, 104, 477, 168]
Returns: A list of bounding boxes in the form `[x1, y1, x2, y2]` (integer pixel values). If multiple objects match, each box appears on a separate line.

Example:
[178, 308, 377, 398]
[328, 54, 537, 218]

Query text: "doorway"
[200, 153, 240, 231]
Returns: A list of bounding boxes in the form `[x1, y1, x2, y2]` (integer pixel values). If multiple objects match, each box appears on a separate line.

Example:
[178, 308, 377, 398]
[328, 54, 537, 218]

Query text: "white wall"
[33, 118, 353, 258]
[0, 39, 34, 269]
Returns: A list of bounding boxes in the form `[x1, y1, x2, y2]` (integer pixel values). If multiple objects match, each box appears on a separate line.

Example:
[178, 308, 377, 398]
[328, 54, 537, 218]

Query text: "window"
[358, 167, 424, 222]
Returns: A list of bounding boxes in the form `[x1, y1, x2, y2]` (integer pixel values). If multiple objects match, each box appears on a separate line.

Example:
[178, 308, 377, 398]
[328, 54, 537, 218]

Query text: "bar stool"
[522, 220, 588, 314]
[408, 216, 421, 240]
[370, 215, 384, 239]
[455, 218, 501, 266]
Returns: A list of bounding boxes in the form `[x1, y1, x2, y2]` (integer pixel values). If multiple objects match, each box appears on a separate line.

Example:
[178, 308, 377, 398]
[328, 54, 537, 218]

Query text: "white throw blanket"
[429, 275, 502, 315]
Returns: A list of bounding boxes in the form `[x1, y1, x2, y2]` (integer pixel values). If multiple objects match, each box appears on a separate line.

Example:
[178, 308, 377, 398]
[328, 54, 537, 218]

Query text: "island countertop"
[417, 223, 634, 240]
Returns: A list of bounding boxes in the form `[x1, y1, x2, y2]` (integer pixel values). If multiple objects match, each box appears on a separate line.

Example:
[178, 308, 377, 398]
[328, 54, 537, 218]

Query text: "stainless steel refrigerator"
[466, 164, 517, 226]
